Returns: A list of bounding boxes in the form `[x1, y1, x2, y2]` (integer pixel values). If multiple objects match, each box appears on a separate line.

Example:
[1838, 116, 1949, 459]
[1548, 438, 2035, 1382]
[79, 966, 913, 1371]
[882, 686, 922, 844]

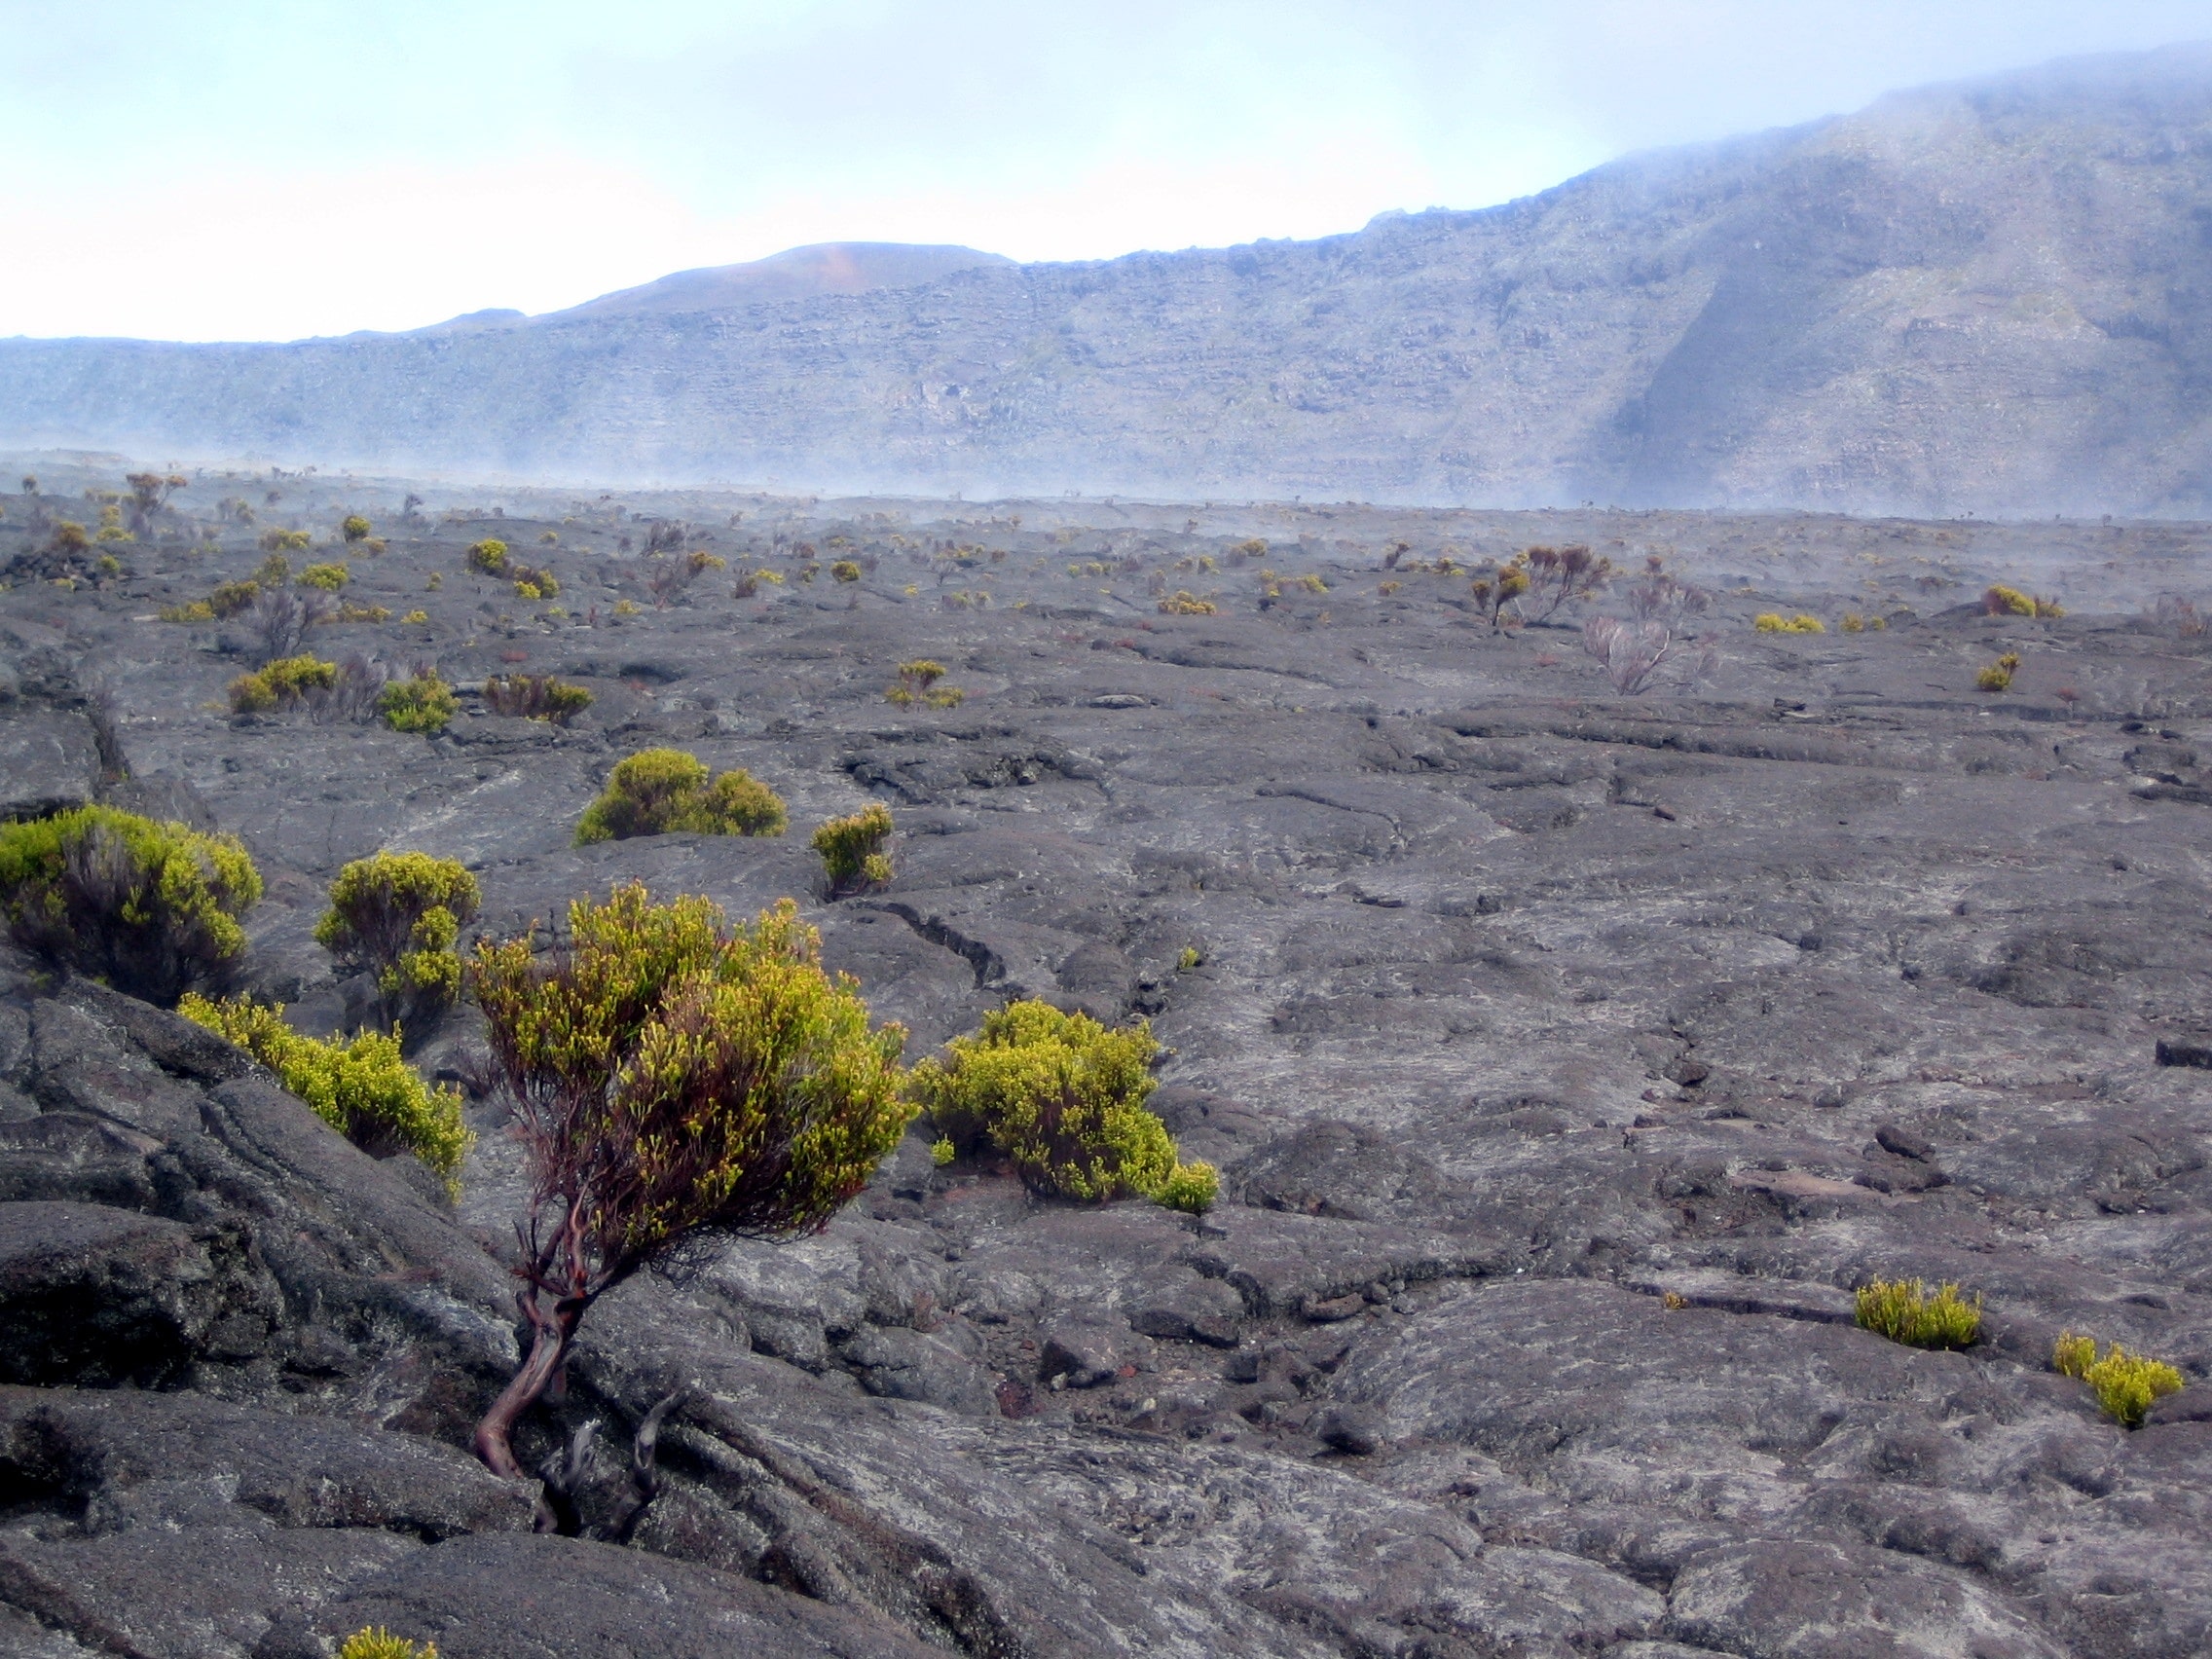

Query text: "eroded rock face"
[1, 491, 2210, 1656]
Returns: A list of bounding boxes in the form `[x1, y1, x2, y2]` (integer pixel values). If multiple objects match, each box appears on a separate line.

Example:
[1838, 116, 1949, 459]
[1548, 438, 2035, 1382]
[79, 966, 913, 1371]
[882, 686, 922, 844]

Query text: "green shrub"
[466, 538, 509, 574]
[338, 1630, 437, 1659]
[464, 886, 909, 1475]
[1976, 651, 2021, 693]
[908, 999, 1211, 1205]
[180, 992, 471, 1188]
[509, 562, 558, 600]
[830, 559, 862, 583]
[298, 562, 350, 591]
[2055, 1332, 2186, 1427]
[1156, 1159, 1219, 1216]
[930, 1135, 956, 1165]
[340, 516, 373, 544]
[260, 529, 313, 554]
[1159, 590, 1218, 614]
[0, 806, 262, 1006]
[810, 802, 893, 895]
[377, 669, 458, 733]
[1856, 1277, 1981, 1348]
[207, 578, 260, 617]
[229, 653, 337, 714]
[483, 673, 593, 723]
[573, 748, 788, 844]
[1985, 584, 2062, 619]
[885, 660, 965, 708]
[314, 851, 481, 1031]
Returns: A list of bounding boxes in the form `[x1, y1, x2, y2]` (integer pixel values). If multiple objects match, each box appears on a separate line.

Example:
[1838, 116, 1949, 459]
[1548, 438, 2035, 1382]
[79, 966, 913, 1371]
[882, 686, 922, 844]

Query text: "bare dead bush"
[245, 583, 330, 663]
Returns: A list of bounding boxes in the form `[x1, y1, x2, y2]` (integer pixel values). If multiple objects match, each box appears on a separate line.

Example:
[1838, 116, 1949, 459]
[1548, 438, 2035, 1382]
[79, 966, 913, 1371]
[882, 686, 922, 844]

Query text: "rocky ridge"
[0, 478, 2210, 1655]
[5, 49, 2212, 514]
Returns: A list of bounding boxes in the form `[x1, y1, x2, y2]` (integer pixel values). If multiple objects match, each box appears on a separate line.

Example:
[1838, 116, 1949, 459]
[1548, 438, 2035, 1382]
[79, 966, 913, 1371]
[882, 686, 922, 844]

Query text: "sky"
[1, 0, 2206, 343]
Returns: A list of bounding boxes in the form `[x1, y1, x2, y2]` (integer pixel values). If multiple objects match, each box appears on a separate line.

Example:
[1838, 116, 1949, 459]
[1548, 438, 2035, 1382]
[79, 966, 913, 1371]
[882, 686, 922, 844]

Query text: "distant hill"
[5, 46, 2211, 514]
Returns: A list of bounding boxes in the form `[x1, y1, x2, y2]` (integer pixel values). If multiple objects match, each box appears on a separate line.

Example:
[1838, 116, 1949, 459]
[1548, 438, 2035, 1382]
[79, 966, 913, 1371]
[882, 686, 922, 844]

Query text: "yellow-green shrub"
[0, 806, 262, 1006]
[908, 999, 1207, 1206]
[830, 560, 862, 582]
[1985, 585, 2062, 618]
[340, 516, 373, 544]
[315, 851, 481, 1031]
[484, 673, 593, 724]
[574, 749, 787, 844]
[1159, 591, 1218, 614]
[810, 802, 893, 895]
[339, 1630, 436, 1659]
[180, 993, 471, 1190]
[2055, 1332, 2186, 1427]
[462, 887, 908, 1474]
[885, 660, 964, 708]
[1856, 1277, 1980, 1348]
[229, 654, 336, 714]
[298, 562, 350, 591]
[377, 669, 457, 733]
[1976, 651, 2021, 693]
[1753, 612, 1826, 634]
[466, 538, 509, 574]
[260, 529, 313, 553]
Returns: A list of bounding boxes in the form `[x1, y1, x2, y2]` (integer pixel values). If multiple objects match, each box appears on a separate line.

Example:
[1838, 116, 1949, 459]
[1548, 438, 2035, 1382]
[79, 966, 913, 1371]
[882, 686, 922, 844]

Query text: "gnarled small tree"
[465, 885, 910, 1478]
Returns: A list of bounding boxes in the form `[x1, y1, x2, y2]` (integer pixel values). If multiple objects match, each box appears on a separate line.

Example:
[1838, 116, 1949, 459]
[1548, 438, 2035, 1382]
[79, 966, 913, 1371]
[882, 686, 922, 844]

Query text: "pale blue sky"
[2, 1, 2205, 341]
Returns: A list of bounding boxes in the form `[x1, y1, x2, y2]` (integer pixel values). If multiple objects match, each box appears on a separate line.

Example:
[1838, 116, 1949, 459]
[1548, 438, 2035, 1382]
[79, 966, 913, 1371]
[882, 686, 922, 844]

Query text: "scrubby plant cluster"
[0, 806, 262, 1005]
[484, 673, 593, 723]
[377, 668, 458, 733]
[884, 659, 964, 708]
[574, 749, 787, 844]
[1158, 590, 1217, 615]
[1470, 557, 1530, 630]
[315, 851, 481, 1031]
[1521, 543, 1615, 621]
[909, 998, 1215, 1210]
[1985, 584, 2063, 618]
[1856, 1277, 1981, 1348]
[298, 561, 350, 591]
[229, 653, 337, 714]
[338, 1629, 436, 1659]
[180, 993, 472, 1191]
[466, 537, 510, 574]
[1754, 612, 1825, 634]
[464, 886, 911, 1474]
[1976, 652, 2022, 693]
[811, 802, 894, 895]
[2054, 1332, 2185, 1427]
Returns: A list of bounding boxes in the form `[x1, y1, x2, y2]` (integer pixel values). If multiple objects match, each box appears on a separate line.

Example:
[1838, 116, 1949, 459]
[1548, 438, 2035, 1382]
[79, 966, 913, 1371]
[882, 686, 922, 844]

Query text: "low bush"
[811, 802, 893, 895]
[1976, 652, 2021, 693]
[1985, 584, 2062, 618]
[339, 1630, 436, 1659]
[1856, 1277, 1980, 1348]
[208, 578, 261, 617]
[259, 528, 313, 553]
[0, 806, 262, 1005]
[377, 669, 458, 733]
[2055, 1332, 2185, 1427]
[885, 659, 965, 708]
[180, 993, 471, 1191]
[509, 562, 558, 600]
[298, 562, 350, 591]
[484, 673, 593, 723]
[574, 748, 787, 844]
[340, 516, 373, 544]
[830, 559, 862, 582]
[464, 886, 910, 1475]
[1155, 1159, 1220, 1217]
[466, 538, 509, 574]
[1753, 612, 1825, 634]
[229, 653, 337, 715]
[315, 851, 481, 1031]
[1158, 590, 1217, 615]
[908, 999, 1210, 1207]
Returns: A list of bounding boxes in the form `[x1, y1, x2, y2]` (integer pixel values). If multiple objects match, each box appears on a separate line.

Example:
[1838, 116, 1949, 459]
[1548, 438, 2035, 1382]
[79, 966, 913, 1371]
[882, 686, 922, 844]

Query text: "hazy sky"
[3, 0, 2205, 342]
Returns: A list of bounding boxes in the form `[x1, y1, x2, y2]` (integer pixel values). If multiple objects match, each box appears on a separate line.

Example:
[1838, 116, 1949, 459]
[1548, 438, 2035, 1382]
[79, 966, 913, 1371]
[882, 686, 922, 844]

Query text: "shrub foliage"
[484, 673, 593, 724]
[2055, 1332, 2186, 1427]
[377, 668, 458, 733]
[909, 999, 1211, 1207]
[573, 748, 787, 844]
[229, 653, 337, 714]
[1856, 1277, 1981, 1349]
[464, 885, 910, 1475]
[811, 802, 894, 896]
[179, 992, 472, 1188]
[338, 1630, 437, 1659]
[0, 806, 262, 1005]
[315, 851, 481, 1032]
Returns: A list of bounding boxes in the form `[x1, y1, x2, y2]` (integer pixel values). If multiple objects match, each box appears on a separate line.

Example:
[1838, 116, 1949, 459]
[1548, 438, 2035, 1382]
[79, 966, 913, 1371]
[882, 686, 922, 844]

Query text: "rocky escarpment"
[6, 49, 2212, 514]
[2, 489, 2211, 1655]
